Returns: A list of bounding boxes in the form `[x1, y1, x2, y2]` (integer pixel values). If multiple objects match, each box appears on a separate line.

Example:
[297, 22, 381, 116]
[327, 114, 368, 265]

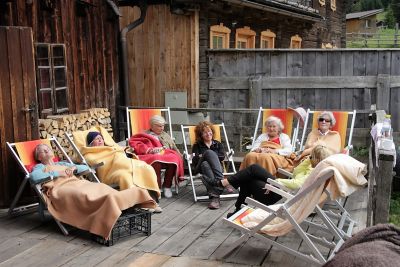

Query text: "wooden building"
[0, 0, 121, 207]
[121, 0, 346, 108]
[346, 9, 384, 34]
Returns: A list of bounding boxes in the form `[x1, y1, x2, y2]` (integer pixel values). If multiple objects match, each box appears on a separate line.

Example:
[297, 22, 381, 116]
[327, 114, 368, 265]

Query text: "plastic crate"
[93, 209, 152, 246]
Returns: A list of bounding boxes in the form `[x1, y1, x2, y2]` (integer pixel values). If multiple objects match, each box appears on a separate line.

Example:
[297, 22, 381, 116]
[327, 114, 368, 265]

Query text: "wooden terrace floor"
[0, 184, 367, 267]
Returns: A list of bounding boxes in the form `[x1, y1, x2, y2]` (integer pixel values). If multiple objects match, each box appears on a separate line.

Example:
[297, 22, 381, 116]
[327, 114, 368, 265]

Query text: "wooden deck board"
[0, 182, 368, 267]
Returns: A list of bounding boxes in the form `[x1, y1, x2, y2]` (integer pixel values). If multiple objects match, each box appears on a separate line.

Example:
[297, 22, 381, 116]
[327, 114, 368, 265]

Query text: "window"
[260, 30, 276, 48]
[35, 43, 68, 116]
[290, 34, 302, 49]
[210, 23, 231, 49]
[331, 0, 336, 11]
[365, 19, 371, 29]
[235, 26, 256, 48]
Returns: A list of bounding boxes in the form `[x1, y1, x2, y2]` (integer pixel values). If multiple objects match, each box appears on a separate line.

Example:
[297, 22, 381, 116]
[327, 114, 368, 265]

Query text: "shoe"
[208, 197, 221, 210]
[153, 204, 163, 213]
[164, 187, 173, 198]
[225, 185, 235, 193]
[227, 209, 240, 218]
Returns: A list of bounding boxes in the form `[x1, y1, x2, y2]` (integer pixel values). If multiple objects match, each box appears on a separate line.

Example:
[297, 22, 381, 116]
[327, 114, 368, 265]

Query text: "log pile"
[38, 108, 113, 157]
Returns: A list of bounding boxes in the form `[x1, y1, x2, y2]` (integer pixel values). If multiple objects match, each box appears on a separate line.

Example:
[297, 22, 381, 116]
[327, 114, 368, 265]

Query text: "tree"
[391, 0, 400, 23]
[385, 6, 396, 27]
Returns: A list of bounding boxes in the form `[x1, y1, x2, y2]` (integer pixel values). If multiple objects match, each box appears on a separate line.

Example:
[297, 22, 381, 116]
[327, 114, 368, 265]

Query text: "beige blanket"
[42, 165, 155, 239]
[241, 154, 368, 236]
[72, 126, 160, 196]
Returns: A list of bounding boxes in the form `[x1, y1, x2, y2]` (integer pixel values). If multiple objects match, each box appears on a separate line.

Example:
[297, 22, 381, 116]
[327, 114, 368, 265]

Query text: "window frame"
[210, 23, 231, 49]
[290, 34, 302, 49]
[35, 43, 69, 117]
[260, 29, 276, 48]
[331, 0, 336, 11]
[235, 26, 256, 49]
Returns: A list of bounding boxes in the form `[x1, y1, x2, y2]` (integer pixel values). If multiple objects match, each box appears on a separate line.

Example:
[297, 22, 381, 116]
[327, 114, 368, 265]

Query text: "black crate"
[93, 209, 152, 246]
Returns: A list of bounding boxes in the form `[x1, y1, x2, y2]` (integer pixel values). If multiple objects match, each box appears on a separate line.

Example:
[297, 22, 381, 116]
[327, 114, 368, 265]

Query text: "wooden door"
[0, 26, 39, 207]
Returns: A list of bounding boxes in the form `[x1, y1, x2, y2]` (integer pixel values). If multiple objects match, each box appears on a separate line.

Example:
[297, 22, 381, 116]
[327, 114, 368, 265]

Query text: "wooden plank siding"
[120, 5, 199, 108]
[207, 49, 400, 131]
[0, 0, 120, 122]
[0, 27, 38, 207]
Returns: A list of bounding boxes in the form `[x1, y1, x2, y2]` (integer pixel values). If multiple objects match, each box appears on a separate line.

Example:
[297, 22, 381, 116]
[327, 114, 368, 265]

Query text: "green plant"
[352, 146, 369, 157]
[390, 192, 400, 226]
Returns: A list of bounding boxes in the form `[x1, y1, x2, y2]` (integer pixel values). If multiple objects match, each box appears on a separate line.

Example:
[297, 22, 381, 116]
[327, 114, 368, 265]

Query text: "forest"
[347, 0, 400, 27]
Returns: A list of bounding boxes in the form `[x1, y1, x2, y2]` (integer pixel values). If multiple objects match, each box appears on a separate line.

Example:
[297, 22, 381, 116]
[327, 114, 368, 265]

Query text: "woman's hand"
[261, 148, 277, 154]
[253, 147, 262, 153]
[149, 147, 163, 154]
[65, 167, 76, 177]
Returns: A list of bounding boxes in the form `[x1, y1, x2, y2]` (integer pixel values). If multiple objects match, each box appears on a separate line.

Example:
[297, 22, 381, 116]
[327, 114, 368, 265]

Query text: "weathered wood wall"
[0, 0, 120, 121]
[207, 49, 400, 131]
[120, 5, 199, 108]
[198, 0, 346, 107]
[0, 27, 39, 207]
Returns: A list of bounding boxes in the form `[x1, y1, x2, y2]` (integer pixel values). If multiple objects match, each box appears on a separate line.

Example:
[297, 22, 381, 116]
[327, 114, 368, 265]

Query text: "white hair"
[318, 111, 336, 127]
[265, 116, 284, 132]
[149, 115, 166, 126]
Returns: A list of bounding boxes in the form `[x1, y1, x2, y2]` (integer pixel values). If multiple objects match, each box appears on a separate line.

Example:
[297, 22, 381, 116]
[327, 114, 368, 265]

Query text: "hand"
[65, 167, 76, 177]
[253, 147, 262, 153]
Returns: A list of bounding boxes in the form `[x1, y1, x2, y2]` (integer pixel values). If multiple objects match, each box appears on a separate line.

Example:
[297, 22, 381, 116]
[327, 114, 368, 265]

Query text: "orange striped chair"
[126, 107, 173, 138]
[252, 108, 305, 152]
[6, 137, 73, 235]
[181, 123, 238, 202]
[299, 110, 356, 154]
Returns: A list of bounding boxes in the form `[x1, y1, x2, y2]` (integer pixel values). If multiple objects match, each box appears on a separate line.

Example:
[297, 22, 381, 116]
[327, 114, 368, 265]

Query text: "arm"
[276, 159, 312, 190]
[215, 141, 225, 162]
[30, 164, 62, 184]
[276, 134, 293, 156]
[128, 136, 154, 154]
[251, 134, 266, 152]
[191, 143, 201, 167]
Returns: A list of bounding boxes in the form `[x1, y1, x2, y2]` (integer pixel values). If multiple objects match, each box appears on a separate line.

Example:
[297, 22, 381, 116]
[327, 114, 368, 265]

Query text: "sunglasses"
[318, 118, 331, 123]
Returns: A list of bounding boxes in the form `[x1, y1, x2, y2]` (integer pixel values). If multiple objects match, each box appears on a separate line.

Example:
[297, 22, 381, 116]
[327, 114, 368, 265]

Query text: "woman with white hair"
[240, 116, 294, 175]
[129, 115, 184, 199]
[296, 111, 341, 161]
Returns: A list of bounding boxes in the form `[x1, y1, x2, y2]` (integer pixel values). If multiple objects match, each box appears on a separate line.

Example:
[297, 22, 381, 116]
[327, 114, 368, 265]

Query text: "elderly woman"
[80, 128, 162, 213]
[296, 111, 341, 161]
[223, 145, 333, 217]
[192, 121, 226, 210]
[30, 144, 156, 240]
[128, 115, 184, 198]
[240, 116, 294, 175]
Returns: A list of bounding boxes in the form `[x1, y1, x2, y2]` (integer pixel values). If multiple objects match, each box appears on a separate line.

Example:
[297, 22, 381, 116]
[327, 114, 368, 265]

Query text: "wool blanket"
[42, 164, 155, 239]
[72, 126, 160, 196]
[240, 141, 294, 175]
[128, 133, 184, 178]
[240, 154, 367, 236]
[323, 224, 400, 267]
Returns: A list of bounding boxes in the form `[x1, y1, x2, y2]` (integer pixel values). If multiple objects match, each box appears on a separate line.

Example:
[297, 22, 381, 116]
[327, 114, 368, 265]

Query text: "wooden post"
[248, 76, 262, 109]
[373, 148, 395, 224]
[376, 74, 390, 113]
[395, 23, 398, 48]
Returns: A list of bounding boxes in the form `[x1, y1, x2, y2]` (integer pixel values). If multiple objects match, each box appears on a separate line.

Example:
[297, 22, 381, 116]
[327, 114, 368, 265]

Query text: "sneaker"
[208, 197, 221, 210]
[153, 204, 163, 213]
[164, 187, 173, 198]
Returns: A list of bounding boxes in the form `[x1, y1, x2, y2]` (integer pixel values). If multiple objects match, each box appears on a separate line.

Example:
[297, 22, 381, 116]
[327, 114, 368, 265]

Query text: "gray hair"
[34, 143, 52, 162]
[149, 115, 166, 126]
[264, 116, 284, 132]
[318, 111, 336, 127]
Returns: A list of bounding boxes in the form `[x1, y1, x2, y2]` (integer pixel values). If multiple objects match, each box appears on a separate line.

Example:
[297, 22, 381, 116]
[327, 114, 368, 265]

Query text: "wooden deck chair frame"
[126, 107, 173, 139]
[299, 110, 357, 153]
[181, 123, 238, 202]
[252, 107, 307, 152]
[218, 170, 345, 265]
[6, 137, 75, 235]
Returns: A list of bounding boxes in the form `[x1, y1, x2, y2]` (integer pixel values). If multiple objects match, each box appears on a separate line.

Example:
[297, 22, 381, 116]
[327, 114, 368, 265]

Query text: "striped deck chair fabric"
[126, 107, 173, 138]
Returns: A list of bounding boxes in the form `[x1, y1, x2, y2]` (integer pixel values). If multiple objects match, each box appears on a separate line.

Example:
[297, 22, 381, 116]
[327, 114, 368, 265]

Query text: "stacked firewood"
[38, 108, 113, 156]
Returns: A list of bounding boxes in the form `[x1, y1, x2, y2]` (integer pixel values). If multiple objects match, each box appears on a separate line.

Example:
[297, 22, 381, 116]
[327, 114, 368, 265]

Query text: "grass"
[346, 28, 399, 48]
[390, 192, 400, 226]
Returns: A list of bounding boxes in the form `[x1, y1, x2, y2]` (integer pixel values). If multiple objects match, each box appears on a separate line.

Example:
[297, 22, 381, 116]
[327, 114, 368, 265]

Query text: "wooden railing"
[367, 110, 396, 226]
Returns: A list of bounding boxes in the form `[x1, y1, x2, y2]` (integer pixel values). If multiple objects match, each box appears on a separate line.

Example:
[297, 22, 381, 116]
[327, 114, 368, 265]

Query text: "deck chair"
[6, 137, 76, 235]
[126, 107, 178, 193]
[299, 110, 357, 154]
[126, 107, 173, 139]
[251, 108, 307, 152]
[181, 123, 238, 202]
[217, 170, 354, 265]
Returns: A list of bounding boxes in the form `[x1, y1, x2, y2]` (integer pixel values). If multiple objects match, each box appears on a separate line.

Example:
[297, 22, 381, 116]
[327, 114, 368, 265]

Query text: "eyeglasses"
[318, 118, 331, 123]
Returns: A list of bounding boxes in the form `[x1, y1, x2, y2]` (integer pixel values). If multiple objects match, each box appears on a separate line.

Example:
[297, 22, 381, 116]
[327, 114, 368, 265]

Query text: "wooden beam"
[376, 74, 391, 113]
[209, 75, 400, 90]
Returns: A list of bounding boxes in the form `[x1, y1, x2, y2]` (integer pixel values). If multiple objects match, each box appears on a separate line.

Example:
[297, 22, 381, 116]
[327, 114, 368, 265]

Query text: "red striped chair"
[252, 108, 305, 151]
[126, 107, 173, 138]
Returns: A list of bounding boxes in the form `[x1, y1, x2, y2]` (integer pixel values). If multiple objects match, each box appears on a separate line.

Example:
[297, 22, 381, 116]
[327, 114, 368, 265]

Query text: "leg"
[249, 180, 282, 206]
[201, 150, 224, 181]
[162, 164, 176, 188]
[228, 164, 275, 189]
[200, 161, 224, 196]
[234, 183, 251, 210]
[151, 162, 163, 189]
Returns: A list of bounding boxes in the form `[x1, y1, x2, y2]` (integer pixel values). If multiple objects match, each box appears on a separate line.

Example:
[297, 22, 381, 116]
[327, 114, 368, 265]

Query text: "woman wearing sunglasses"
[297, 111, 341, 161]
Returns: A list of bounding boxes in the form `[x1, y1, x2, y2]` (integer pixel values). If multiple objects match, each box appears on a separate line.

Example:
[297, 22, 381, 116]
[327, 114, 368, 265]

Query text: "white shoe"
[164, 187, 173, 198]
